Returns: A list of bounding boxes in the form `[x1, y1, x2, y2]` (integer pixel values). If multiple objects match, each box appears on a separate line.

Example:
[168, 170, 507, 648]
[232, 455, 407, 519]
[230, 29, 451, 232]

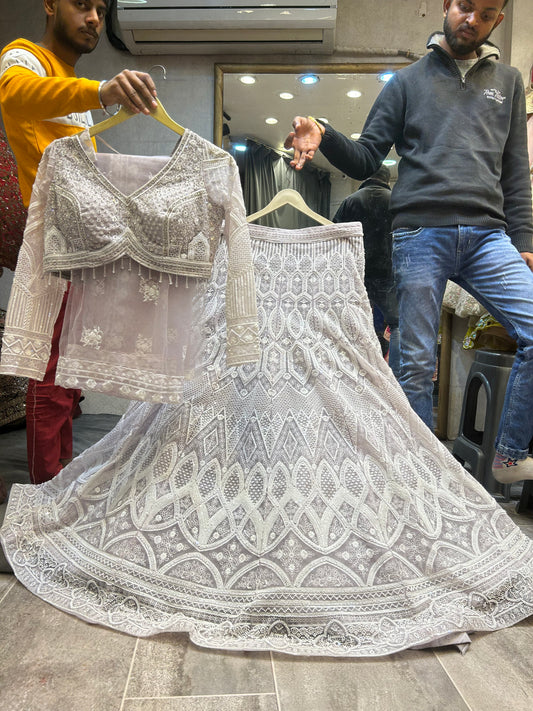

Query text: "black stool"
[452, 349, 516, 500]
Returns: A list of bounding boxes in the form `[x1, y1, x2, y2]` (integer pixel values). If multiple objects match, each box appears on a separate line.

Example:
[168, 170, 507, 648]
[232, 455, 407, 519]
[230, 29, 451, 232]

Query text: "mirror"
[214, 63, 412, 189]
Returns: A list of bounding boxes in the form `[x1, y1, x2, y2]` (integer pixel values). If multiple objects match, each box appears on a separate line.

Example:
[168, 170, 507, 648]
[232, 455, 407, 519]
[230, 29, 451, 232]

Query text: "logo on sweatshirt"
[484, 88, 506, 104]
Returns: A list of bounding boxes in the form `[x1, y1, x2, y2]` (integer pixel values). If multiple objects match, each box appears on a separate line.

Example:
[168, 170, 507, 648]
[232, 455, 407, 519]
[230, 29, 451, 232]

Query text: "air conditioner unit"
[114, 0, 337, 55]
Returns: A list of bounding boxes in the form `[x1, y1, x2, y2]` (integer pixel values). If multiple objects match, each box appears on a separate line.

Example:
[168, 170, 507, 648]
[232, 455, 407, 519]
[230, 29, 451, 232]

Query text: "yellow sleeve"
[0, 66, 100, 120]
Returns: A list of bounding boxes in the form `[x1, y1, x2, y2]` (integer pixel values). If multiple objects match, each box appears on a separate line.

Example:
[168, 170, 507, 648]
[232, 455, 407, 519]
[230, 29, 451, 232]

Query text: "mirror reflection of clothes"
[1, 222, 532, 656]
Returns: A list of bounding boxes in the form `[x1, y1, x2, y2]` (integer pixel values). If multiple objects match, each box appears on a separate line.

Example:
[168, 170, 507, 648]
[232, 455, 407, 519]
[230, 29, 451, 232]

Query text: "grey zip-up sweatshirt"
[319, 34, 533, 253]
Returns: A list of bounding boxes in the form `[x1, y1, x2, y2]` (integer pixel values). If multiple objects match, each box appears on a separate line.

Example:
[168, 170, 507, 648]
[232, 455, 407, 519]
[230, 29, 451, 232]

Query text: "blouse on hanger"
[0, 129, 260, 402]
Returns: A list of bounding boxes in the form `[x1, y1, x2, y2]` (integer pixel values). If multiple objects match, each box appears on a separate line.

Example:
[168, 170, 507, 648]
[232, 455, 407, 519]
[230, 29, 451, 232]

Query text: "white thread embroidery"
[139, 276, 160, 303]
[81, 326, 103, 350]
[484, 88, 506, 104]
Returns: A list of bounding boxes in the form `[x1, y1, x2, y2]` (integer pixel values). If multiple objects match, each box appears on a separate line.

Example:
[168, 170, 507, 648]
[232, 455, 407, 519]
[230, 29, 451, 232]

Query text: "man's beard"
[443, 14, 492, 56]
[53, 11, 100, 55]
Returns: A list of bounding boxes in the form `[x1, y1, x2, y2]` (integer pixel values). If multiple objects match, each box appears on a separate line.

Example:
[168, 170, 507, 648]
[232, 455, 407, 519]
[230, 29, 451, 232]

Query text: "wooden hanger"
[89, 97, 185, 137]
[246, 188, 332, 225]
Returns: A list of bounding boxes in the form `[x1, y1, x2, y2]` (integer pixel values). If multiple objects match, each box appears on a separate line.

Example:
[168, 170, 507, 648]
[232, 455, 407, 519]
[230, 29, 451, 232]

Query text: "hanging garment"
[0, 129, 259, 402]
[1, 223, 532, 656]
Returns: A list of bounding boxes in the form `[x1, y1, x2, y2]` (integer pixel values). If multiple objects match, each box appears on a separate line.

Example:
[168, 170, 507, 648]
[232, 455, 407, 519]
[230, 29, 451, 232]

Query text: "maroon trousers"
[26, 290, 81, 484]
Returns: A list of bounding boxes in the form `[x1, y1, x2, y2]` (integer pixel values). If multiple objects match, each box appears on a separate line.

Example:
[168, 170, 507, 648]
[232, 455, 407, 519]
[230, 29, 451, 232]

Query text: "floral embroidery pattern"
[80, 326, 103, 350]
[139, 276, 160, 303]
[135, 335, 152, 354]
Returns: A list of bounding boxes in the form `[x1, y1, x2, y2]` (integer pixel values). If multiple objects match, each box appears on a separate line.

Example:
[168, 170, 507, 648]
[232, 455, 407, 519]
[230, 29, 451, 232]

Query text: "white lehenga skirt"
[1, 223, 532, 657]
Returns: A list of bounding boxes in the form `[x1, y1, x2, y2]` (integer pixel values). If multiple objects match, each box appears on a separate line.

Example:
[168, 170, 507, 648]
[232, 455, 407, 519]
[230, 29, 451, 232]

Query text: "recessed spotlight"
[279, 92, 294, 100]
[347, 90, 362, 98]
[239, 75, 256, 85]
[378, 72, 395, 83]
[298, 74, 319, 85]
[265, 117, 278, 125]
[350, 133, 361, 140]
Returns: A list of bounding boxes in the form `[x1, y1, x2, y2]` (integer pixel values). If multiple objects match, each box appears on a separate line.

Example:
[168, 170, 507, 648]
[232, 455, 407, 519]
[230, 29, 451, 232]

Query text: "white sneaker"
[492, 455, 533, 484]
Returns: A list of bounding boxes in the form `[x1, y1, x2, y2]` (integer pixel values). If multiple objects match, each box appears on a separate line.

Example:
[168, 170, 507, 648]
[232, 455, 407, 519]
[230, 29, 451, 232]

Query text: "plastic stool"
[452, 349, 516, 500]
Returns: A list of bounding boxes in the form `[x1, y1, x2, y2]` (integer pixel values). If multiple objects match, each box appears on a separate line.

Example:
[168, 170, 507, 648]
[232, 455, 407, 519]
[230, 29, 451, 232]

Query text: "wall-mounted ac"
[114, 0, 337, 55]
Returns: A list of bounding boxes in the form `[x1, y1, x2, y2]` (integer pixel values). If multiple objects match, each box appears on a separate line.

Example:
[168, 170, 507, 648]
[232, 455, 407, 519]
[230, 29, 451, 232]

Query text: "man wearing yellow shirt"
[0, 0, 159, 484]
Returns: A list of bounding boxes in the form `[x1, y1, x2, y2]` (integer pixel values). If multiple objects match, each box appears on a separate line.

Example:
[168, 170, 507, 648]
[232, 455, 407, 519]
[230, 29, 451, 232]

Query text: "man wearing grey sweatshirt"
[286, 0, 533, 484]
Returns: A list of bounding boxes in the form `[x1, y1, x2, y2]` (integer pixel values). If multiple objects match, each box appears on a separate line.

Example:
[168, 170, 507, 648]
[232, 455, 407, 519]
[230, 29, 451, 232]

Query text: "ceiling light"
[265, 117, 278, 125]
[239, 75, 256, 85]
[347, 90, 362, 98]
[279, 92, 294, 100]
[298, 74, 319, 85]
[378, 72, 395, 83]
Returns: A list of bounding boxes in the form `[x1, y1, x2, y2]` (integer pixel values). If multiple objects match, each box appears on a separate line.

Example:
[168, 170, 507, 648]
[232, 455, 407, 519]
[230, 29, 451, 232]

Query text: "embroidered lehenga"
[1, 219, 532, 656]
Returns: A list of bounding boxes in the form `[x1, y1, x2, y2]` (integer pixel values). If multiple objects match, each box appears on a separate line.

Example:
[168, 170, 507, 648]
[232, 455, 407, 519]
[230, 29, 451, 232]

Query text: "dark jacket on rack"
[319, 33, 533, 253]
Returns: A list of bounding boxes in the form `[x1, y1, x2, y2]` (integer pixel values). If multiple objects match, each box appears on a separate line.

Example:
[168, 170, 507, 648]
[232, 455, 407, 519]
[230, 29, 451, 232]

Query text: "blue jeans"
[365, 277, 400, 380]
[392, 225, 533, 460]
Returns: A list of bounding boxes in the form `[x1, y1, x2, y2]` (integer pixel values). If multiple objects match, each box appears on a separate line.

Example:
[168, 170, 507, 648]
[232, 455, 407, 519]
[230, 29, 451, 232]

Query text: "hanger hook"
[148, 64, 167, 80]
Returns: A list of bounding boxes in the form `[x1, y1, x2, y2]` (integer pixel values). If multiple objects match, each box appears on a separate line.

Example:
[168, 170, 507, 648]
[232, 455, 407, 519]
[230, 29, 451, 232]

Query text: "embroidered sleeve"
[223, 159, 260, 366]
[0, 145, 67, 379]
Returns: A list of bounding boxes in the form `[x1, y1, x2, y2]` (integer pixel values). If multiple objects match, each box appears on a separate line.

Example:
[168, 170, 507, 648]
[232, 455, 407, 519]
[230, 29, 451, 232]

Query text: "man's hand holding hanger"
[99, 69, 158, 116]
[284, 116, 325, 170]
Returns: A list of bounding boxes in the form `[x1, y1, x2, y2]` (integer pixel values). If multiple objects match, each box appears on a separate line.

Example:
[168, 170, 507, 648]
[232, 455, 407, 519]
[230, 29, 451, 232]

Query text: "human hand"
[100, 70, 158, 115]
[520, 251, 533, 271]
[284, 116, 324, 170]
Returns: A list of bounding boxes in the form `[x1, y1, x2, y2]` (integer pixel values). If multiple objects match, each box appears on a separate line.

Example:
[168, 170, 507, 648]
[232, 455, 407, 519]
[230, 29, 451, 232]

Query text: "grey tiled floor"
[1, 417, 533, 711]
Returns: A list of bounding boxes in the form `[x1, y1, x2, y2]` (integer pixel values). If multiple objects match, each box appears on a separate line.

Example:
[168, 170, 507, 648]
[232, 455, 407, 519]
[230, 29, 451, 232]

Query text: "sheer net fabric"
[0, 129, 259, 399]
[1, 223, 532, 656]
[57, 262, 203, 403]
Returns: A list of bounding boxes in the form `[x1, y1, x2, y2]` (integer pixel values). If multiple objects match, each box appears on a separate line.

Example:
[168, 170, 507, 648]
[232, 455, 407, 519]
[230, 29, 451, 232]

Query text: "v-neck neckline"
[73, 128, 190, 201]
